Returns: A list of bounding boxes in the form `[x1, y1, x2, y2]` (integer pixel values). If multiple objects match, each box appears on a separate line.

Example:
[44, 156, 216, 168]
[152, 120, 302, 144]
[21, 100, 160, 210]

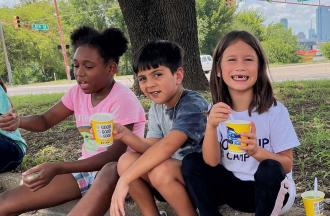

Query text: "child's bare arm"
[20, 101, 73, 132]
[203, 102, 231, 166]
[23, 124, 134, 192]
[114, 123, 159, 153]
[245, 147, 293, 173]
[203, 124, 221, 166]
[120, 129, 187, 183]
[240, 123, 293, 173]
[110, 130, 188, 215]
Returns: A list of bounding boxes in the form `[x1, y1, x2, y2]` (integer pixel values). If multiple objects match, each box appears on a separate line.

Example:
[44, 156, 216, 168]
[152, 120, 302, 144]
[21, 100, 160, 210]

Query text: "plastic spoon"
[314, 177, 318, 198]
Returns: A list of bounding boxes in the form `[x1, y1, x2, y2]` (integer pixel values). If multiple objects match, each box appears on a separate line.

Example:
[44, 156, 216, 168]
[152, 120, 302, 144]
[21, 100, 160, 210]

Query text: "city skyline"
[316, 6, 330, 41]
[237, 0, 323, 36]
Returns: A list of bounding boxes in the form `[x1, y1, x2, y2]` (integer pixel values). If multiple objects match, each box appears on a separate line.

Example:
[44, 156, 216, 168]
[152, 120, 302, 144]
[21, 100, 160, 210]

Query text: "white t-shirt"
[217, 101, 300, 181]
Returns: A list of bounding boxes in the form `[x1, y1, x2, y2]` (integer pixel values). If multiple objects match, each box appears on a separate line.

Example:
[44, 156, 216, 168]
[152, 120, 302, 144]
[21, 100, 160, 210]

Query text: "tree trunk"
[118, 0, 209, 93]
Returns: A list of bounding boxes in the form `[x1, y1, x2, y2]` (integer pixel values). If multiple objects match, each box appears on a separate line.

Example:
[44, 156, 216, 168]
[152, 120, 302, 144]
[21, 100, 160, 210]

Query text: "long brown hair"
[209, 30, 276, 115]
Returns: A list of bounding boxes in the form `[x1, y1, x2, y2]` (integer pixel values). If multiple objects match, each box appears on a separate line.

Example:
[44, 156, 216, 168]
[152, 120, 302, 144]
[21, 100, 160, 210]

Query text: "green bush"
[320, 42, 330, 59]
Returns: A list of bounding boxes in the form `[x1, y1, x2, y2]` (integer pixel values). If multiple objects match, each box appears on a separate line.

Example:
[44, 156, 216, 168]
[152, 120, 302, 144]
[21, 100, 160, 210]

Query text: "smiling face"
[219, 39, 258, 96]
[73, 46, 116, 95]
[137, 65, 184, 107]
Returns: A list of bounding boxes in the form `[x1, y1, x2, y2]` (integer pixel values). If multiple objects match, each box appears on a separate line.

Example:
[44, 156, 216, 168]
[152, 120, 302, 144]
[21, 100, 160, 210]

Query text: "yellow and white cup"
[225, 120, 251, 154]
[90, 113, 114, 146]
[301, 190, 325, 216]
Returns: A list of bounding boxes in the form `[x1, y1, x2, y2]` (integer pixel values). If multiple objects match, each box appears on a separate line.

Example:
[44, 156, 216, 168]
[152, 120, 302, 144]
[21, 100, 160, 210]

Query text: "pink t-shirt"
[61, 82, 145, 159]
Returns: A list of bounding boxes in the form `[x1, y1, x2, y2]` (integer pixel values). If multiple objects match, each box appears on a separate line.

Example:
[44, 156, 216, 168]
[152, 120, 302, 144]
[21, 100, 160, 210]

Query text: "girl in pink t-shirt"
[0, 26, 145, 216]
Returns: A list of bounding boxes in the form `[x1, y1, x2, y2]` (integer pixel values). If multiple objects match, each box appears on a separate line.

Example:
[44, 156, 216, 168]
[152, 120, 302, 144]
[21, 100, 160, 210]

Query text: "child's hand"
[89, 128, 95, 140]
[22, 162, 59, 192]
[113, 123, 127, 140]
[0, 109, 20, 131]
[110, 178, 129, 216]
[240, 122, 259, 156]
[207, 102, 232, 128]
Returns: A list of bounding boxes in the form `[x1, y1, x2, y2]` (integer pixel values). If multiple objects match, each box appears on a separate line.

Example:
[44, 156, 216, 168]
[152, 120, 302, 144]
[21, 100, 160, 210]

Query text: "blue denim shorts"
[0, 133, 24, 173]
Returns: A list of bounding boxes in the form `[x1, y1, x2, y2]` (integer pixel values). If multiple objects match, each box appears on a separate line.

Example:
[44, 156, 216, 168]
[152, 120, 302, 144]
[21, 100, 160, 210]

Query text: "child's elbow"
[206, 160, 220, 167]
[203, 155, 220, 167]
[284, 161, 293, 174]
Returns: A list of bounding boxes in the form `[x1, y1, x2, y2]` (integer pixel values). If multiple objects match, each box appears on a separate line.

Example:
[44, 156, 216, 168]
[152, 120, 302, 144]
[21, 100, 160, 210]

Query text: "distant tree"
[60, 0, 111, 31]
[231, 10, 265, 41]
[320, 42, 330, 60]
[118, 0, 209, 92]
[196, 0, 235, 55]
[262, 24, 300, 64]
[18, 0, 43, 4]
[0, 2, 64, 84]
[60, 0, 133, 75]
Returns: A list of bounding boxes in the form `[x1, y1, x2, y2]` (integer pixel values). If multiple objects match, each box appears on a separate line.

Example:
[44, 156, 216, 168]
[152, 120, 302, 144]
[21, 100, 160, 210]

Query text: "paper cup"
[225, 120, 251, 154]
[90, 113, 114, 146]
[301, 190, 325, 216]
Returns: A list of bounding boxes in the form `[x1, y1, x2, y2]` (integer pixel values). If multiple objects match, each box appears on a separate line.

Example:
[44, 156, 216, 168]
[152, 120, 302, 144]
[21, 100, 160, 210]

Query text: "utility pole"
[53, 0, 71, 80]
[0, 23, 13, 84]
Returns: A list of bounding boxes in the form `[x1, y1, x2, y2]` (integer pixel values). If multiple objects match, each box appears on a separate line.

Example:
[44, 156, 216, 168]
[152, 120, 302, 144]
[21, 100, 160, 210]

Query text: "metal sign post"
[0, 23, 13, 84]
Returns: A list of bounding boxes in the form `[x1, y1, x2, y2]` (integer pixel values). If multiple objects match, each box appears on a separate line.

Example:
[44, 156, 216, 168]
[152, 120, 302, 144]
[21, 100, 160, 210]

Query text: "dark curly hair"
[70, 26, 128, 64]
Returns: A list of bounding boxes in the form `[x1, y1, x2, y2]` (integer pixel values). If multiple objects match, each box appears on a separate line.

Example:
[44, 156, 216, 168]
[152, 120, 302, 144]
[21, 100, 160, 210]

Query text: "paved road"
[7, 62, 330, 96]
[269, 62, 330, 82]
[7, 76, 134, 96]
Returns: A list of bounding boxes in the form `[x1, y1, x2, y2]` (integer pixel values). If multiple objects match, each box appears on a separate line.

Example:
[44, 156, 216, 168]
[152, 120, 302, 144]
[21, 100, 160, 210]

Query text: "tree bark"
[118, 0, 209, 93]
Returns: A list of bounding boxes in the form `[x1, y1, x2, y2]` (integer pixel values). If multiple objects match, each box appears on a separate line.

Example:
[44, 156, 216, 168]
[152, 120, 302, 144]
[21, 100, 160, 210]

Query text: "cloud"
[238, 0, 316, 34]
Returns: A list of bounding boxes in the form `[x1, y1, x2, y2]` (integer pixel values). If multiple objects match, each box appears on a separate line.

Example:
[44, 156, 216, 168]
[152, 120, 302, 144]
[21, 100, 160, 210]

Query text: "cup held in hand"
[23, 172, 40, 183]
[90, 113, 114, 146]
[225, 120, 251, 154]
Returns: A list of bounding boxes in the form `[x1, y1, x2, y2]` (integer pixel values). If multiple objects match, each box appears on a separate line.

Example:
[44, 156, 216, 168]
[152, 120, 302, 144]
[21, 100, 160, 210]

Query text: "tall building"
[308, 20, 317, 42]
[280, 18, 288, 29]
[309, 28, 317, 41]
[316, 6, 330, 41]
[297, 32, 307, 42]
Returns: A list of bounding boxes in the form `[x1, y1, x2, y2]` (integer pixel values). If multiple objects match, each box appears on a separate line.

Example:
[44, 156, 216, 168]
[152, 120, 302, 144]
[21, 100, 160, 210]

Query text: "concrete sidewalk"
[0, 172, 326, 216]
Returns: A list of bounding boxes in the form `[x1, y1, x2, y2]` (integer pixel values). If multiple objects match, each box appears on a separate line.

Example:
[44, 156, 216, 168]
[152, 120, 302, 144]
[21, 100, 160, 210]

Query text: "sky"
[1, 0, 328, 36]
[237, 0, 319, 36]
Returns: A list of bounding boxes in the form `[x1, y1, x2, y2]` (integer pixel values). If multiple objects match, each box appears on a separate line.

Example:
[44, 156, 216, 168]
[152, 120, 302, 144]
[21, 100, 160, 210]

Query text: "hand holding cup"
[90, 113, 114, 146]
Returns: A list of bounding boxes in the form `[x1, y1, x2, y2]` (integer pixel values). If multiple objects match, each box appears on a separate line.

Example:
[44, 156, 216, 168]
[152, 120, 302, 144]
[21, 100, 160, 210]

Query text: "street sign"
[32, 24, 49, 31]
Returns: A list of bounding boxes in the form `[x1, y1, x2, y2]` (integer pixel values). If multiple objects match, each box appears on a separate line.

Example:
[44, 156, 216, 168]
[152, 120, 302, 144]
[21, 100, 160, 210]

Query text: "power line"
[260, 0, 330, 7]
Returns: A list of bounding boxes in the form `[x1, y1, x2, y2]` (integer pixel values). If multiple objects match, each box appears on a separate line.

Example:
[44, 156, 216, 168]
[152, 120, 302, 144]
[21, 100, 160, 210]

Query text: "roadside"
[7, 62, 330, 96]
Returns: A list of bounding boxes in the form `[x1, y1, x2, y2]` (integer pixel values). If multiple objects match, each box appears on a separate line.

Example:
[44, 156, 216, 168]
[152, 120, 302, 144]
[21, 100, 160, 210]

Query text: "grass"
[9, 80, 330, 195]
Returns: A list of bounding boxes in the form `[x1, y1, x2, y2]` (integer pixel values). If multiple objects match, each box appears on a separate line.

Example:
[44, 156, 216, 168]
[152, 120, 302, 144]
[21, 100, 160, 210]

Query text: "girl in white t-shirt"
[182, 30, 300, 216]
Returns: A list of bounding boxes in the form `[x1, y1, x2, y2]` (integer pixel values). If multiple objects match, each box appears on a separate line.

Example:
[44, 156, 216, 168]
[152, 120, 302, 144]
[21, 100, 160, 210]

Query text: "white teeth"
[150, 91, 160, 95]
[232, 75, 248, 81]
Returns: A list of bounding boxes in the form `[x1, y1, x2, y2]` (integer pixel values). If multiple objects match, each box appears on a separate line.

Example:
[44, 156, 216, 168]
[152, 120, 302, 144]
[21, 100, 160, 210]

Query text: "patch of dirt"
[19, 121, 81, 168]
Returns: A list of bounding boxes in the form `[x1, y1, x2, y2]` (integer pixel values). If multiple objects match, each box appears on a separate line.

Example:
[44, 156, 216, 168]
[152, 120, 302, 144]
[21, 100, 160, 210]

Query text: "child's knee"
[98, 162, 118, 180]
[117, 152, 140, 176]
[148, 160, 179, 187]
[255, 159, 285, 185]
